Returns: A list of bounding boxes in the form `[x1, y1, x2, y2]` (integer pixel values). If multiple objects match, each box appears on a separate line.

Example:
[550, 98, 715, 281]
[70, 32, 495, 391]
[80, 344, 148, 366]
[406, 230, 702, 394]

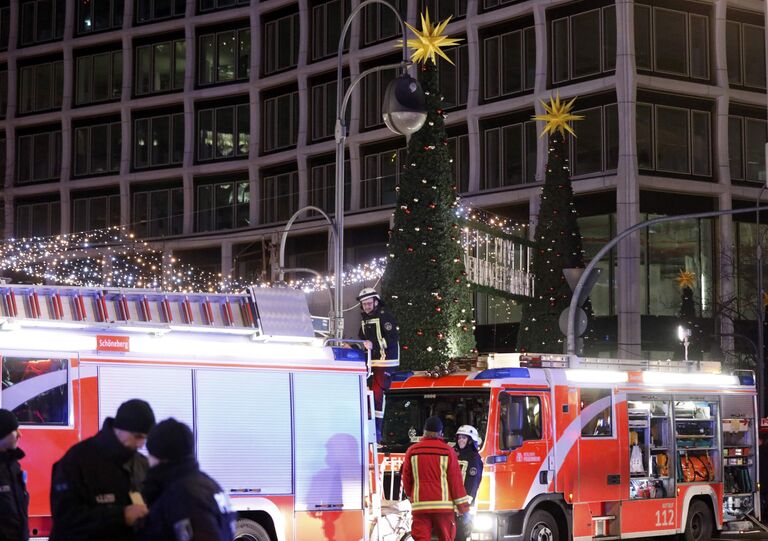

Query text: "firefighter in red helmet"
[357, 287, 399, 442]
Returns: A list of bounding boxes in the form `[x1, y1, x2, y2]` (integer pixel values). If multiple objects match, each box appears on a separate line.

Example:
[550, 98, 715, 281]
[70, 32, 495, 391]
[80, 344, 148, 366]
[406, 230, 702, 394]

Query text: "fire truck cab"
[379, 353, 759, 541]
[0, 284, 375, 541]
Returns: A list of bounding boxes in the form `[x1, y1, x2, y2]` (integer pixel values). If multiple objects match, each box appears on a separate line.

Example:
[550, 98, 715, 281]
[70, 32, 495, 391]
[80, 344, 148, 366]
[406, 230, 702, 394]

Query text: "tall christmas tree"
[381, 12, 476, 371]
[517, 96, 586, 353]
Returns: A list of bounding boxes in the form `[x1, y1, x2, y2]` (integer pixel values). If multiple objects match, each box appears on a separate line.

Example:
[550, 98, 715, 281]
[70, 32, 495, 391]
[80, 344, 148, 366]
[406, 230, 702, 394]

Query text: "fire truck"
[378, 353, 760, 541]
[0, 283, 377, 541]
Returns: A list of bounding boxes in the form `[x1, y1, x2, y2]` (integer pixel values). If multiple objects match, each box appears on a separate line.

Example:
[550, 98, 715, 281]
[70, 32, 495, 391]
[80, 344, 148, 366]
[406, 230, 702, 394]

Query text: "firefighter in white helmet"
[357, 287, 399, 442]
[454, 424, 484, 541]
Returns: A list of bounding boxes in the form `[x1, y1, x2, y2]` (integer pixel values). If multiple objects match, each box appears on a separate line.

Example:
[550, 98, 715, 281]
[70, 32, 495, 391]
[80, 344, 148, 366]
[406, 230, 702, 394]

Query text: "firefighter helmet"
[456, 425, 482, 448]
[357, 288, 380, 303]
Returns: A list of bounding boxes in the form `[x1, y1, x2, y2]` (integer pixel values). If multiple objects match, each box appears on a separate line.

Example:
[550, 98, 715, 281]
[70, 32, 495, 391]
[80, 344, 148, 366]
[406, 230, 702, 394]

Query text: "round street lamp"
[382, 72, 427, 137]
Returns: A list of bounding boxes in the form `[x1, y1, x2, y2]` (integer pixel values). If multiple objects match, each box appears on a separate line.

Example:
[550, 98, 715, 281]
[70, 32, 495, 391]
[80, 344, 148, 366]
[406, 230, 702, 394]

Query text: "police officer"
[454, 425, 484, 541]
[140, 418, 236, 541]
[357, 287, 399, 442]
[0, 409, 28, 541]
[50, 399, 156, 541]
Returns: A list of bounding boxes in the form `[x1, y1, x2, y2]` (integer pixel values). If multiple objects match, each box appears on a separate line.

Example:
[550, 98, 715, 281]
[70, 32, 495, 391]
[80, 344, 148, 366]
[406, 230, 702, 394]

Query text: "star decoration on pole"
[762, 291, 768, 307]
[532, 94, 584, 138]
[676, 269, 696, 289]
[401, 9, 463, 65]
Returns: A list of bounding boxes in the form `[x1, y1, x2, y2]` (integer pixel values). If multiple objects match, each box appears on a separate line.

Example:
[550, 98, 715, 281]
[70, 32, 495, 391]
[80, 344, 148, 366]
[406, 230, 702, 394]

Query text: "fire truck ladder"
[0, 283, 318, 340]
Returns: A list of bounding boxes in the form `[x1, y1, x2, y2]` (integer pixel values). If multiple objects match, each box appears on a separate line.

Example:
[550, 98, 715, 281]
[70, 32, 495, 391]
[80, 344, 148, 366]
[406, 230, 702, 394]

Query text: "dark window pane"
[743, 25, 766, 89]
[154, 42, 172, 91]
[199, 35, 215, 85]
[35, 64, 52, 111]
[573, 107, 602, 175]
[729, 116, 744, 180]
[689, 15, 709, 80]
[110, 123, 121, 171]
[503, 124, 523, 185]
[525, 121, 537, 182]
[215, 182, 233, 229]
[53, 61, 63, 107]
[38, 0, 53, 41]
[501, 32, 522, 95]
[198, 109, 214, 160]
[603, 6, 616, 71]
[215, 107, 235, 158]
[605, 104, 619, 169]
[745, 118, 766, 181]
[654, 9, 687, 75]
[238, 29, 250, 79]
[172, 114, 184, 163]
[151, 116, 170, 165]
[483, 37, 499, 100]
[155, 0, 171, 18]
[92, 53, 110, 101]
[571, 11, 601, 78]
[74, 127, 89, 176]
[196, 184, 213, 231]
[484, 128, 500, 189]
[691, 111, 710, 176]
[90, 124, 109, 173]
[637, 103, 653, 169]
[237, 104, 249, 155]
[174, 40, 186, 89]
[94, 0, 110, 30]
[217, 31, 236, 81]
[33, 133, 51, 180]
[553, 18, 569, 82]
[136, 46, 151, 95]
[133, 192, 149, 237]
[524, 28, 536, 89]
[20, 3, 35, 44]
[656, 106, 689, 173]
[135, 118, 149, 168]
[635, 5, 652, 70]
[150, 190, 169, 236]
[76, 57, 91, 105]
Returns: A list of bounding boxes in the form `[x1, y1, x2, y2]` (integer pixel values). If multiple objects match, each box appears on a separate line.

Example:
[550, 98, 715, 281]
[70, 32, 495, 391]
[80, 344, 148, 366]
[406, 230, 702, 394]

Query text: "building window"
[635, 5, 709, 81]
[15, 200, 60, 237]
[311, 0, 350, 62]
[196, 178, 250, 231]
[199, 27, 250, 85]
[420, 0, 467, 19]
[482, 120, 537, 190]
[133, 186, 183, 238]
[308, 159, 351, 214]
[78, 0, 123, 34]
[136, 0, 185, 23]
[198, 103, 249, 161]
[361, 146, 406, 208]
[0, 4, 11, 51]
[18, 60, 63, 114]
[134, 112, 184, 169]
[16, 128, 61, 184]
[362, 60, 399, 129]
[72, 193, 121, 232]
[263, 90, 298, 153]
[729, 115, 767, 182]
[570, 104, 618, 176]
[0, 65, 7, 119]
[0, 134, 6, 188]
[20, 0, 65, 46]
[551, 5, 615, 85]
[483, 0, 516, 10]
[75, 51, 123, 105]
[447, 133, 470, 193]
[483, 26, 535, 101]
[726, 21, 765, 90]
[310, 76, 350, 142]
[440, 43, 469, 109]
[200, 0, 248, 12]
[136, 39, 186, 96]
[261, 171, 298, 224]
[74, 121, 121, 177]
[362, 0, 405, 45]
[637, 102, 711, 176]
[263, 11, 299, 75]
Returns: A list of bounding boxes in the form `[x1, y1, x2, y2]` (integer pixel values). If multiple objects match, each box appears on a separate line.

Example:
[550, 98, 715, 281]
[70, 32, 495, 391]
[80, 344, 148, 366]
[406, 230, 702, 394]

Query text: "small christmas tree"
[381, 12, 476, 371]
[517, 96, 586, 353]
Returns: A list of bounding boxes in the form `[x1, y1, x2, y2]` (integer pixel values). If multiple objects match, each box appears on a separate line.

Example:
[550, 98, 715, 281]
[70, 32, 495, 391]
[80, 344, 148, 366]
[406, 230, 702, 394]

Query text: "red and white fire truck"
[379, 353, 760, 541]
[0, 283, 375, 541]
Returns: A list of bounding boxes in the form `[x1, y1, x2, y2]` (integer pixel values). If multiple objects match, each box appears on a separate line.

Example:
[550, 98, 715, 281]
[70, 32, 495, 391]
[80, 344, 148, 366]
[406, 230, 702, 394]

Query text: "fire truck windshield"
[380, 389, 491, 453]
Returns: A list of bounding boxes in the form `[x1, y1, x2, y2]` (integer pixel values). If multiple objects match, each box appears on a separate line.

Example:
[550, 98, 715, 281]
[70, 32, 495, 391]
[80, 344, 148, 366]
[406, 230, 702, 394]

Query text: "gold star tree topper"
[676, 269, 696, 289]
[532, 94, 584, 138]
[402, 10, 463, 65]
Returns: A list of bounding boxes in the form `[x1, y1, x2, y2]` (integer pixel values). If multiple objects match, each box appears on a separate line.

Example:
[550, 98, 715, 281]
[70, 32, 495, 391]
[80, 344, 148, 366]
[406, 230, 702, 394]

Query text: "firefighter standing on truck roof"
[357, 287, 399, 442]
[401, 416, 472, 541]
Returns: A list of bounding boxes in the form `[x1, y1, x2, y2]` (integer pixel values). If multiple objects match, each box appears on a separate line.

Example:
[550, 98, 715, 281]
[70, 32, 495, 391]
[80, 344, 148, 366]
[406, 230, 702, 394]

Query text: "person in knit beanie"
[139, 419, 235, 541]
[0, 409, 28, 540]
[50, 399, 156, 541]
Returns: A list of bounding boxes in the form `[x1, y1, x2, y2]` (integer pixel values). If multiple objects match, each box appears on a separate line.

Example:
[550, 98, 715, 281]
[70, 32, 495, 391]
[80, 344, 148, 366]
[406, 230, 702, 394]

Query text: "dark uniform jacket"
[0, 448, 29, 541]
[139, 458, 236, 541]
[50, 418, 149, 541]
[456, 446, 484, 503]
[359, 305, 400, 368]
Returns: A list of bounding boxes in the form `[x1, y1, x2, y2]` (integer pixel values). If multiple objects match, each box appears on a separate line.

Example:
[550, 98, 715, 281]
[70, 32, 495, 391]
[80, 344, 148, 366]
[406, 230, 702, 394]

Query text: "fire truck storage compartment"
[674, 398, 719, 485]
[627, 397, 673, 500]
[720, 394, 756, 519]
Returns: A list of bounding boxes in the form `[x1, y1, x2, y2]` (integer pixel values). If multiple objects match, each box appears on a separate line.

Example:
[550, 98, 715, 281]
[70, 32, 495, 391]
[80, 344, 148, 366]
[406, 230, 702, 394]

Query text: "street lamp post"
[756, 184, 767, 415]
[331, 0, 427, 339]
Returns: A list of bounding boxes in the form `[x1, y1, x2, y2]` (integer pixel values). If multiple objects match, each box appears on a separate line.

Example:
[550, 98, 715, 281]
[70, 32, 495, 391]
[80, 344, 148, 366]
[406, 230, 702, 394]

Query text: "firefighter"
[401, 416, 472, 541]
[140, 418, 236, 541]
[0, 409, 28, 541]
[357, 287, 399, 441]
[454, 425, 484, 541]
[50, 399, 156, 541]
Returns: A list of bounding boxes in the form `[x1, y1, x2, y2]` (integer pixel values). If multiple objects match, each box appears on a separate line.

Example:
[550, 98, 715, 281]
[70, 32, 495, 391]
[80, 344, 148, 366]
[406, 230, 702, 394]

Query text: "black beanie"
[424, 415, 443, 433]
[0, 409, 18, 439]
[147, 418, 194, 462]
[113, 399, 155, 434]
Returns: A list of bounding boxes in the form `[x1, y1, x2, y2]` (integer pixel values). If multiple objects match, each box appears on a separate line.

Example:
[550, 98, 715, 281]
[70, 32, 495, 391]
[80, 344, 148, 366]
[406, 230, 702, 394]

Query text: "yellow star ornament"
[677, 269, 696, 290]
[401, 9, 463, 65]
[762, 291, 768, 307]
[532, 94, 584, 138]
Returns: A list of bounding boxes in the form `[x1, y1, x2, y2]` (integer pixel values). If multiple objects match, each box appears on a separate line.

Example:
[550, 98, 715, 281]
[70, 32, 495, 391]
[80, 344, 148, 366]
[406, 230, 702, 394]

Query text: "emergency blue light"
[474, 367, 530, 380]
[738, 373, 755, 386]
[391, 371, 414, 382]
[332, 347, 367, 362]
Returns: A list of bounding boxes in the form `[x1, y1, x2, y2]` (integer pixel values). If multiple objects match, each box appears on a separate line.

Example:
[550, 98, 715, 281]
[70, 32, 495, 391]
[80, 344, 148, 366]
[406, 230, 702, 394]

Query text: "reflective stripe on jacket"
[359, 308, 399, 367]
[401, 437, 471, 514]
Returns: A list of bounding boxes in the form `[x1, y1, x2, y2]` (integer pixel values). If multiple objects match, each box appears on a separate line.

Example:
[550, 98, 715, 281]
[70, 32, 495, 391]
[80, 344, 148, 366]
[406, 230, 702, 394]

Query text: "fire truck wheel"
[523, 510, 559, 541]
[683, 500, 713, 541]
[235, 519, 271, 541]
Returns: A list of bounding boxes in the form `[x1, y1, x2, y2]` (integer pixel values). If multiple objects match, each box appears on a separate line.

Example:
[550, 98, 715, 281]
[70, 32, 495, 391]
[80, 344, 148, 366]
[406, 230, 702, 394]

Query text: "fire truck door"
[576, 387, 622, 502]
[493, 391, 551, 510]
